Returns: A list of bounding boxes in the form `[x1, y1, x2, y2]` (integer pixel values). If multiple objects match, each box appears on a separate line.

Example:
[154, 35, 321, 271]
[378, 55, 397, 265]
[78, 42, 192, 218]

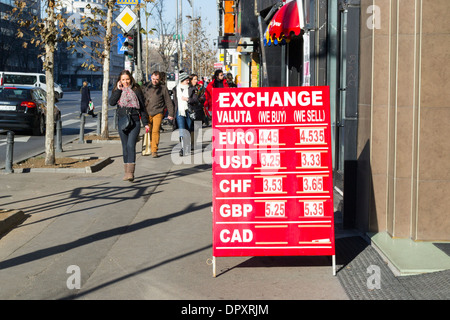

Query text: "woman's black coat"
[109, 86, 149, 127]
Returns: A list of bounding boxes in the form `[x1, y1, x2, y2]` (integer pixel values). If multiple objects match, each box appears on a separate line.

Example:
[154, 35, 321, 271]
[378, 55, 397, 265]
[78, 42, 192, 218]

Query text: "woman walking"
[109, 70, 150, 182]
[203, 69, 229, 125]
[188, 74, 205, 124]
[80, 81, 96, 118]
[188, 74, 205, 151]
[226, 73, 237, 87]
[173, 72, 192, 156]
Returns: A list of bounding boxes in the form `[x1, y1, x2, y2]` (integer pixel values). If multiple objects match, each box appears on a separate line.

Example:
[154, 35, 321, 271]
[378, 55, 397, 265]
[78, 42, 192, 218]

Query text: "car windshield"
[0, 88, 32, 101]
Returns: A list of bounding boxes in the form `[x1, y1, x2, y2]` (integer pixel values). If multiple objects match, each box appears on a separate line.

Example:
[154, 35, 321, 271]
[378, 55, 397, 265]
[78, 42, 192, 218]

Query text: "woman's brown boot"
[128, 163, 135, 182]
[123, 164, 130, 181]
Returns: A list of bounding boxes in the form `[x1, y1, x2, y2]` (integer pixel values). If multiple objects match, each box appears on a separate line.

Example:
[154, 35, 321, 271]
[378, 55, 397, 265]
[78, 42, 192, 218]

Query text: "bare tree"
[152, 0, 177, 71]
[100, 0, 114, 139]
[12, 0, 155, 145]
[184, 18, 216, 76]
[12, 0, 103, 165]
[98, 0, 154, 138]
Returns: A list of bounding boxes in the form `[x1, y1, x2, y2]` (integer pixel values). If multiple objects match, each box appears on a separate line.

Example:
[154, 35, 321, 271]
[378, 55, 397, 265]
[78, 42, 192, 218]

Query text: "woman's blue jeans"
[176, 114, 193, 134]
[118, 114, 141, 163]
[176, 114, 193, 152]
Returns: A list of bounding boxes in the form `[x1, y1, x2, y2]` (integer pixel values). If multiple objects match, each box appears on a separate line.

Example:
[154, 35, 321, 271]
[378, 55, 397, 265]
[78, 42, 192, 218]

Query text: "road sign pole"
[115, 4, 139, 75]
[135, 10, 143, 84]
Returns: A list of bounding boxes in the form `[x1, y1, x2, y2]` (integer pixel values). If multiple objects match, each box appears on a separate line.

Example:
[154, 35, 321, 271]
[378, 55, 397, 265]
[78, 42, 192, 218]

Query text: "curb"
[5, 157, 113, 174]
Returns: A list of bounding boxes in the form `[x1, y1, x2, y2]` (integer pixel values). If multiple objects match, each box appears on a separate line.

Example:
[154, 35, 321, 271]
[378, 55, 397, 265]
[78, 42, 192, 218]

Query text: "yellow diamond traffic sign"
[115, 6, 137, 33]
[122, 12, 133, 25]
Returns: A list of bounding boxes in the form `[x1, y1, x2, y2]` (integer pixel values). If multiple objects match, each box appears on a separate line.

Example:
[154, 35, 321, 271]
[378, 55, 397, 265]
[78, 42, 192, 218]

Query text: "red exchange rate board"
[212, 86, 335, 257]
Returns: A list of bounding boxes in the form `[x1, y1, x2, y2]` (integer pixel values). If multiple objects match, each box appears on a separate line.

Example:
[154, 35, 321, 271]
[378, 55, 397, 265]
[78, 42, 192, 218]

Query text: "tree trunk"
[101, 1, 114, 139]
[44, 1, 56, 165]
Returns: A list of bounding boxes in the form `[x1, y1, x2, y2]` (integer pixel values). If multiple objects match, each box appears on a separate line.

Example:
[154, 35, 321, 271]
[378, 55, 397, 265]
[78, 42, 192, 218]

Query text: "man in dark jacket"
[142, 71, 175, 158]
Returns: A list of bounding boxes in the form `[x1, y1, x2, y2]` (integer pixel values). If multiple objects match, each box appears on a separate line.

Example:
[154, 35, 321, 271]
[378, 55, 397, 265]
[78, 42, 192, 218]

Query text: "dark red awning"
[267, 1, 302, 42]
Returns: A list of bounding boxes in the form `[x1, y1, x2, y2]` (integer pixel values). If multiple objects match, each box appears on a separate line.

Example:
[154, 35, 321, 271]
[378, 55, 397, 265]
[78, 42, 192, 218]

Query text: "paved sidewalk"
[0, 126, 347, 300]
[0, 126, 449, 300]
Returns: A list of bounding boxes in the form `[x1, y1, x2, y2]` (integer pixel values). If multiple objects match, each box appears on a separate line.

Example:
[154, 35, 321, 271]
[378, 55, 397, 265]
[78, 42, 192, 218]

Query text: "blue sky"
[145, 0, 218, 45]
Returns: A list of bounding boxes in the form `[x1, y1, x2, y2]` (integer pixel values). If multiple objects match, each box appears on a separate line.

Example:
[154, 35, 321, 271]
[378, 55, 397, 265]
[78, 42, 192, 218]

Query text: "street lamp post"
[187, 0, 194, 73]
[185, 37, 206, 74]
[186, 15, 201, 73]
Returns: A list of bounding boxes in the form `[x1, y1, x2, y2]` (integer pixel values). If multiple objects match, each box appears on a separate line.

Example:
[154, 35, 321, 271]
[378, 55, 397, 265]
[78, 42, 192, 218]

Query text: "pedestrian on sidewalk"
[189, 74, 206, 123]
[158, 72, 167, 133]
[204, 69, 229, 126]
[80, 81, 96, 118]
[188, 74, 205, 151]
[109, 70, 150, 182]
[173, 72, 192, 156]
[226, 73, 237, 88]
[142, 71, 175, 158]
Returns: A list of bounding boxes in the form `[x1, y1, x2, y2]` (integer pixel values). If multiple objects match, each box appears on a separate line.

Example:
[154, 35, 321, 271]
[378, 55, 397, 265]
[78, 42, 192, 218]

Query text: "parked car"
[0, 86, 61, 136]
[0, 71, 64, 99]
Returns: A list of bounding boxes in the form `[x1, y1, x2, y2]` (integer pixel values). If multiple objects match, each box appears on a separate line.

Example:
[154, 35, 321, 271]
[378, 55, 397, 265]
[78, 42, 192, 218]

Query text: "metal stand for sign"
[212, 255, 336, 277]
[332, 255, 336, 276]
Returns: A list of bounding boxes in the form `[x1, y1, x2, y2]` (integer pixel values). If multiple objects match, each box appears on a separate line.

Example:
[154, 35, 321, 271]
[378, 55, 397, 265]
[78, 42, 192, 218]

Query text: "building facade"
[357, 0, 450, 241]
[0, 0, 41, 72]
[217, 0, 450, 245]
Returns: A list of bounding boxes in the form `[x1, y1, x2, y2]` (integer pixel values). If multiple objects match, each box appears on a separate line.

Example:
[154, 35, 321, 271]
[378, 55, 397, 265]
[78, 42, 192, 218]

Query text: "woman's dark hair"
[114, 70, 139, 91]
[213, 69, 224, 88]
[189, 73, 198, 86]
[213, 69, 223, 81]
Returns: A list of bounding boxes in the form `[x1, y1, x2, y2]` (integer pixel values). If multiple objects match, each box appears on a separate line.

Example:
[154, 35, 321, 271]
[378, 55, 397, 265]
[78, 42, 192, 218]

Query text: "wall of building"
[357, 0, 450, 241]
[0, 1, 41, 72]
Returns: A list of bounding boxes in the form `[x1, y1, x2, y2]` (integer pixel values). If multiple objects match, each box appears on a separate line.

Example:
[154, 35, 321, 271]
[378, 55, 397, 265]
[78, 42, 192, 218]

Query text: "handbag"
[186, 108, 196, 120]
[88, 101, 94, 111]
[142, 131, 151, 156]
[120, 108, 135, 133]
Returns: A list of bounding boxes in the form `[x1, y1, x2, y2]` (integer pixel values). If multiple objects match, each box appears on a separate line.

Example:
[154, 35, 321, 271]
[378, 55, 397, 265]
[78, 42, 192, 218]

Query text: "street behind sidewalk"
[0, 127, 348, 300]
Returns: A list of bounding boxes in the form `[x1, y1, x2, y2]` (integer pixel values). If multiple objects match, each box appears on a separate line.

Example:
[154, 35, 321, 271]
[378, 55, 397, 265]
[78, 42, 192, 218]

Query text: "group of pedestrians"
[108, 70, 174, 182]
[106, 68, 236, 182]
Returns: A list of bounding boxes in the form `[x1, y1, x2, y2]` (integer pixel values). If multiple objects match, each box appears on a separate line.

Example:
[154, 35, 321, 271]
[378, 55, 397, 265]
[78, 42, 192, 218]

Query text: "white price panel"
[264, 201, 286, 217]
[300, 152, 322, 168]
[263, 177, 283, 193]
[299, 128, 325, 144]
[304, 201, 324, 217]
[260, 153, 281, 169]
[259, 129, 279, 145]
[302, 176, 324, 192]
